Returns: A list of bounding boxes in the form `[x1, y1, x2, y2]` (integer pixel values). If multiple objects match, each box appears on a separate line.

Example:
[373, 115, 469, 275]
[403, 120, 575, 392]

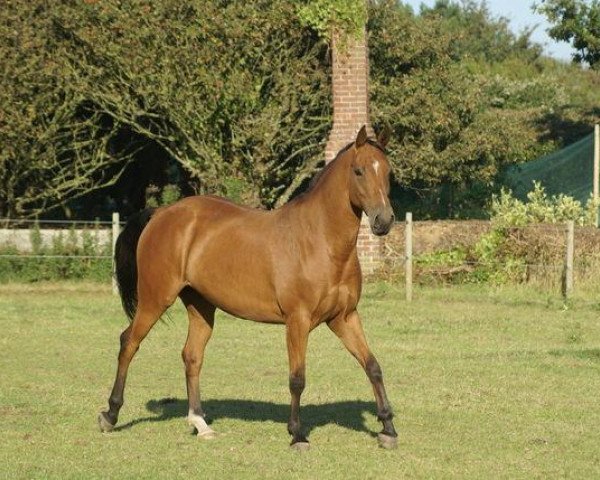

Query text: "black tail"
[114, 208, 156, 321]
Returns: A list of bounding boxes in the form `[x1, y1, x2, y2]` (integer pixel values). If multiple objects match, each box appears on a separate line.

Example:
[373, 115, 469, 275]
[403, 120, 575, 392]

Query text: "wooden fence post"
[563, 220, 574, 299]
[112, 212, 120, 295]
[595, 124, 599, 227]
[405, 212, 413, 302]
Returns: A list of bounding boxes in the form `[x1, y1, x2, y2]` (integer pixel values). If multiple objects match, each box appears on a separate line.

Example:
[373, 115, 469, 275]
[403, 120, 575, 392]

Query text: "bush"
[0, 224, 112, 283]
[490, 182, 600, 227]
[400, 186, 600, 288]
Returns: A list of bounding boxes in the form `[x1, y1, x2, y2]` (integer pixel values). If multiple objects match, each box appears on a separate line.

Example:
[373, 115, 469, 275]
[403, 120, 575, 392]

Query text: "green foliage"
[1, 0, 330, 216]
[470, 229, 528, 284]
[407, 185, 600, 287]
[421, 0, 543, 63]
[416, 248, 467, 267]
[3, 0, 600, 220]
[369, 2, 552, 191]
[535, 0, 600, 68]
[0, 1, 133, 218]
[297, 0, 367, 41]
[0, 225, 111, 283]
[146, 184, 182, 208]
[370, 0, 600, 218]
[490, 182, 600, 227]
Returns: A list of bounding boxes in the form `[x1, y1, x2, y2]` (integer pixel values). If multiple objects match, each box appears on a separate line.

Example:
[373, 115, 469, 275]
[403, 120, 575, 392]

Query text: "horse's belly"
[200, 277, 283, 324]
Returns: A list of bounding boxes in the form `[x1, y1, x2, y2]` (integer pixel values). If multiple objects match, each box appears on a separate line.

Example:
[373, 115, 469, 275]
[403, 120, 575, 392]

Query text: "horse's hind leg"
[98, 298, 168, 432]
[179, 288, 216, 439]
[327, 310, 398, 449]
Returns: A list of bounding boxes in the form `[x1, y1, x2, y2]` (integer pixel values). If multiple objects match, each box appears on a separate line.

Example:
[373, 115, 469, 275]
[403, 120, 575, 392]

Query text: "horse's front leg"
[285, 314, 311, 450]
[328, 310, 398, 449]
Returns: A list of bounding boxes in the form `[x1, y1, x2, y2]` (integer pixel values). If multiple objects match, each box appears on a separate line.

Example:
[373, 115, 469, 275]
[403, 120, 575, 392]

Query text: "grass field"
[1, 282, 600, 479]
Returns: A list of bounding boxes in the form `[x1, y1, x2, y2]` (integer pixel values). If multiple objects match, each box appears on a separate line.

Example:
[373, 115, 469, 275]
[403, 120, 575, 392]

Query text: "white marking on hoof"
[187, 411, 216, 439]
[197, 429, 217, 440]
[377, 433, 398, 449]
[98, 412, 115, 433]
[290, 441, 310, 452]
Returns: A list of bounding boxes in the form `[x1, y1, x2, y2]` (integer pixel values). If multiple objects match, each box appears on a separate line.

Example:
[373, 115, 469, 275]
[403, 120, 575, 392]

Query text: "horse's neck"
[298, 152, 361, 255]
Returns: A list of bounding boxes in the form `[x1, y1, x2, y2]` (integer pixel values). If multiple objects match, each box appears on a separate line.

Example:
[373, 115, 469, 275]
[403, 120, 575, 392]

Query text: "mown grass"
[1, 282, 600, 479]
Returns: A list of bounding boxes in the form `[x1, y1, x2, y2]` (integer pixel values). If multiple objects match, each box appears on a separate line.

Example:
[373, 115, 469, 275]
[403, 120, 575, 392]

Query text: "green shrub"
[406, 186, 600, 288]
[490, 182, 600, 227]
[0, 225, 112, 283]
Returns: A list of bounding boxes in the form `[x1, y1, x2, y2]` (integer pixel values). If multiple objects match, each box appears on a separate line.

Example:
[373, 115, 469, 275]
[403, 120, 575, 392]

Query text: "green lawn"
[1, 282, 600, 479]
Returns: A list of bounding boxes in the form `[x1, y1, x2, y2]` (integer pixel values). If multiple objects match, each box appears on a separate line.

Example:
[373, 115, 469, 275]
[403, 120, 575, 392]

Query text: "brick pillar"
[325, 28, 383, 275]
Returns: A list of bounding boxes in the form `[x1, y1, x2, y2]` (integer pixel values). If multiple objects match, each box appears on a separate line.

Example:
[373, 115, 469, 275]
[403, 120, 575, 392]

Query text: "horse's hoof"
[98, 412, 115, 433]
[196, 429, 217, 440]
[377, 433, 398, 450]
[290, 441, 310, 452]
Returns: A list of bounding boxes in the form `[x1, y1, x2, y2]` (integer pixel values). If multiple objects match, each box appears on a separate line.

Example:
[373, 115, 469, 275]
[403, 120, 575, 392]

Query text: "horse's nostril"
[374, 214, 381, 225]
[390, 213, 395, 222]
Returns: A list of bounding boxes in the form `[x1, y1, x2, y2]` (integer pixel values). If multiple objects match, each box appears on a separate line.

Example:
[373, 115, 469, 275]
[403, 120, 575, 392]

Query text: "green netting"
[502, 133, 594, 204]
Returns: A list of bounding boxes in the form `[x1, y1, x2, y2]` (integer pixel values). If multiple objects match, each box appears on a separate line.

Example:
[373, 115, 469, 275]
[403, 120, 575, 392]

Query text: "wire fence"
[0, 254, 112, 259]
[392, 214, 600, 301]
[0, 213, 121, 291]
[2, 214, 600, 301]
[0, 218, 119, 228]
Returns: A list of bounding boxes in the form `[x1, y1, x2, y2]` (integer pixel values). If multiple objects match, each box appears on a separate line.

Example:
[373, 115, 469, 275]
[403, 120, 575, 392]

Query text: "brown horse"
[98, 126, 398, 449]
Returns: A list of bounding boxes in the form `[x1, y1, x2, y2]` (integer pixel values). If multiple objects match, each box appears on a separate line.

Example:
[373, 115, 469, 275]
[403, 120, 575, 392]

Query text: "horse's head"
[348, 125, 395, 236]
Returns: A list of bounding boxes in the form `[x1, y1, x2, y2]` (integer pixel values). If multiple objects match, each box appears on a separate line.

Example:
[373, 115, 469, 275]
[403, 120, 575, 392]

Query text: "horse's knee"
[289, 373, 305, 396]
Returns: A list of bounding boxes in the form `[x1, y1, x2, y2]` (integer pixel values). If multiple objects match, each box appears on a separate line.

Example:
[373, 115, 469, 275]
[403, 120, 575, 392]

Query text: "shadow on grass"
[549, 348, 600, 362]
[114, 397, 379, 437]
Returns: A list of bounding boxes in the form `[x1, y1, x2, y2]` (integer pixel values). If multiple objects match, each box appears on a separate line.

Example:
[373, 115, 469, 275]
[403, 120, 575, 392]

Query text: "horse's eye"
[354, 167, 364, 177]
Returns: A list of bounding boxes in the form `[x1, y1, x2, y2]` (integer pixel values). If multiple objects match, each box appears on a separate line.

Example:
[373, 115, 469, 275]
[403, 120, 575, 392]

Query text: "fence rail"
[0, 212, 121, 293]
[399, 214, 580, 301]
[0, 213, 597, 301]
[0, 218, 124, 226]
[0, 254, 112, 259]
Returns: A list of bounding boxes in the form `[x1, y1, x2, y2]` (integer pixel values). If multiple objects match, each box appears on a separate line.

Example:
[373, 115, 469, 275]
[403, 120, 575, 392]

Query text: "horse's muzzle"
[368, 207, 395, 236]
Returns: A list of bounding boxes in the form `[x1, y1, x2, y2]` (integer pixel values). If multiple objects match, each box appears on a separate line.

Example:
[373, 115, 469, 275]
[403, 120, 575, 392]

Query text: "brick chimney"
[325, 28, 383, 274]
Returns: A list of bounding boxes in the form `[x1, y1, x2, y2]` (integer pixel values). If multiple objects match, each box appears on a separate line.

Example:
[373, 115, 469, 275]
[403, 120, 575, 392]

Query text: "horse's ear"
[355, 125, 368, 148]
[377, 123, 392, 149]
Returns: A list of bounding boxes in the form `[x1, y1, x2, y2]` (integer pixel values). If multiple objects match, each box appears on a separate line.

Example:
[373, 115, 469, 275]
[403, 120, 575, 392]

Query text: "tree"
[421, 0, 542, 63]
[0, 2, 136, 218]
[369, 0, 565, 217]
[0, 0, 331, 217]
[2, 0, 598, 220]
[535, 0, 600, 68]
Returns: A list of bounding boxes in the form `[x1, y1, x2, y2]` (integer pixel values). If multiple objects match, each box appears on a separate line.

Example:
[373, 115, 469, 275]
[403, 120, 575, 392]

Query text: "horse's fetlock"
[288, 419, 300, 436]
[109, 395, 123, 410]
[377, 407, 393, 422]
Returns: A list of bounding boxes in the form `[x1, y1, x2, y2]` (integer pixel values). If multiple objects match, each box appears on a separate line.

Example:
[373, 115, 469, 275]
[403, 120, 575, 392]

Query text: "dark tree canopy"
[1, 0, 599, 219]
[1, 0, 331, 217]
